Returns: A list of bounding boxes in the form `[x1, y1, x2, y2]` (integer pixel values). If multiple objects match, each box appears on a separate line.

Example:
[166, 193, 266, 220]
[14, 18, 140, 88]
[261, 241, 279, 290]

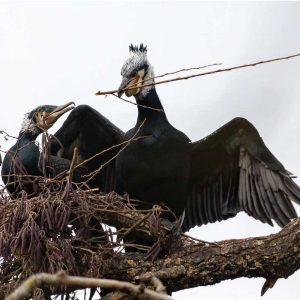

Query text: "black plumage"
[49, 44, 300, 231]
[1, 102, 87, 197]
[49, 105, 124, 192]
[115, 44, 300, 230]
[115, 87, 191, 218]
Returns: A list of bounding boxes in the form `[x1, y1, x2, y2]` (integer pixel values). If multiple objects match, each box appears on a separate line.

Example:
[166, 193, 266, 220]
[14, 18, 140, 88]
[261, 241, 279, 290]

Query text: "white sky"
[1, 1, 300, 299]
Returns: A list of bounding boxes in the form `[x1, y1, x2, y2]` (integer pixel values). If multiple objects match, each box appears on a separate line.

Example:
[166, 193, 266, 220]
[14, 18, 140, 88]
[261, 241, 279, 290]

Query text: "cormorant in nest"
[1, 102, 87, 197]
[49, 104, 125, 192]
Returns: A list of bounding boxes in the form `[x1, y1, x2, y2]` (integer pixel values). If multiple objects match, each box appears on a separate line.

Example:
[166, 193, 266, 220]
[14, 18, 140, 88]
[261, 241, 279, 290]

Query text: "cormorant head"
[118, 43, 154, 98]
[20, 101, 75, 135]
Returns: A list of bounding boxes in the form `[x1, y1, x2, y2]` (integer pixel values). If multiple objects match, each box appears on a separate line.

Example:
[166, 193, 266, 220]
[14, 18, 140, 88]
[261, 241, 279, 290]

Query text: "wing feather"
[183, 117, 299, 231]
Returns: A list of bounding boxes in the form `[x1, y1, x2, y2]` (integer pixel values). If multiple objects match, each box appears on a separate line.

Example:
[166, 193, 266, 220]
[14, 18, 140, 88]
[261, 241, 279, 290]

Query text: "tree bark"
[99, 218, 300, 293]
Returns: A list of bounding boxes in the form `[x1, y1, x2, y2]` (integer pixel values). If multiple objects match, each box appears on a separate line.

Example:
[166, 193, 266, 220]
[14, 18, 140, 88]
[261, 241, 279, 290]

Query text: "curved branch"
[5, 271, 172, 300]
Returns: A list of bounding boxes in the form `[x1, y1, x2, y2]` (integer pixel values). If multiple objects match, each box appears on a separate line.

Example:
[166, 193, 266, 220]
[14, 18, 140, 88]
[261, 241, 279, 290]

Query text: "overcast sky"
[1, 1, 300, 299]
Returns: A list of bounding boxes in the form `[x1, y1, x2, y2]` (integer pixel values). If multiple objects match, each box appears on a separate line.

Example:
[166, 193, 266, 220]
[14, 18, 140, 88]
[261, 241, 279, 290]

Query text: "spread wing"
[183, 117, 300, 231]
[50, 105, 124, 192]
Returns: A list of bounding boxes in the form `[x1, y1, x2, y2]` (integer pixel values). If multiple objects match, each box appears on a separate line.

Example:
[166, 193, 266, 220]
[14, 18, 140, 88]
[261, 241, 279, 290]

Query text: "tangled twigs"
[0, 130, 18, 141]
[5, 271, 173, 300]
[95, 53, 300, 96]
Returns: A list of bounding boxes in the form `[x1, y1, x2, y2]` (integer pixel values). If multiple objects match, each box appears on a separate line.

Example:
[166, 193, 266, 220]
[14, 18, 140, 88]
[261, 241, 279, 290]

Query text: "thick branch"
[99, 218, 300, 293]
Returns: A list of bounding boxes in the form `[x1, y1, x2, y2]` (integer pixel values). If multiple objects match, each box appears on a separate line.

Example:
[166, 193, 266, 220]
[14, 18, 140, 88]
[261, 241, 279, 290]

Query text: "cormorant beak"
[43, 101, 75, 126]
[118, 77, 130, 97]
[118, 74, 142, 98]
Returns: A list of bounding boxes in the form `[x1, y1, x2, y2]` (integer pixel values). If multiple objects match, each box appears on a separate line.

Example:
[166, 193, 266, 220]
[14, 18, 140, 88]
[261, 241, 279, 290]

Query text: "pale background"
[1, 1, 300, 299]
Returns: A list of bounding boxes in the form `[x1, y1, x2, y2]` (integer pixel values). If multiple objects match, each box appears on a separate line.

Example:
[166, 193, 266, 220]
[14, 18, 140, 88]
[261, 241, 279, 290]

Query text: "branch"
[5, 271, 172, 300]
[98, 218, 300, 294]
[95, 53, 300, 95]
[0, 130, 18, 141]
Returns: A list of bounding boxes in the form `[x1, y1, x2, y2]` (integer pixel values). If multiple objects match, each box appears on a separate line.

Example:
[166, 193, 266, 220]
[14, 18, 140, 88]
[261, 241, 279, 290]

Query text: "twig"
[147, 62, 222, 82]
[112, 93, 164, 112]
[0, 130, 18, 140]
[67, 147, 79, 181]
[117, 212, 152, 243]
[81, 118, 147, 185]
[95, 53, 300, 96]
[5, 271, 173, 300]
[74, 134, 150, 170]
[181, 233, 221, 247]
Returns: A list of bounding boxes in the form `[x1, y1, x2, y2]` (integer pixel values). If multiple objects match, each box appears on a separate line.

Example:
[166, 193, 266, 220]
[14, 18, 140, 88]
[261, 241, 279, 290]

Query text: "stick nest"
[0, 177, 160, 299]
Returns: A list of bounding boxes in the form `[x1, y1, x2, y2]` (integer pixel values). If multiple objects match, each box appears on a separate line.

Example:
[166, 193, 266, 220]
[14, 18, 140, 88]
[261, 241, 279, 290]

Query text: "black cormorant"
[115, 44, 300, 230]
[1, 102, 86, 197]
[48, 45, 300, 231]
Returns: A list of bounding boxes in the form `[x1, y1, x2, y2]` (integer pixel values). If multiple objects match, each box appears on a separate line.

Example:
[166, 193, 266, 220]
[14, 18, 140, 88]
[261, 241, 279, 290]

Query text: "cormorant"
[115, 44, 300, 230]
[48, 44, 300, 231]
[1, 102, 86, 197]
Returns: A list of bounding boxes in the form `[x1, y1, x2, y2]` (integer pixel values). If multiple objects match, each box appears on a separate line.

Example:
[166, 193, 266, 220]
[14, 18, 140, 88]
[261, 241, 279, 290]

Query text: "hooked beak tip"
[117, 90, 124, 98]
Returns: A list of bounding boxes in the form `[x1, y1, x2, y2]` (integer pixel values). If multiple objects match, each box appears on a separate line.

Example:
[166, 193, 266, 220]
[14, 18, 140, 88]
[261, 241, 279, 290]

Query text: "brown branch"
[95, 53, 300, 96]
[74, 134, 150, 171]
[5, 271, 173, 300]
[148, 62, 222, 82]
[98, 218, 300, 294]
[0, 130, 18, 140]
[111, 93, 164, 112]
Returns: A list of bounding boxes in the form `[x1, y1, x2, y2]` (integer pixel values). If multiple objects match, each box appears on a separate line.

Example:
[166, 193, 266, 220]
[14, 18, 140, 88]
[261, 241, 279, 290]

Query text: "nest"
[0, 175, 166, 299]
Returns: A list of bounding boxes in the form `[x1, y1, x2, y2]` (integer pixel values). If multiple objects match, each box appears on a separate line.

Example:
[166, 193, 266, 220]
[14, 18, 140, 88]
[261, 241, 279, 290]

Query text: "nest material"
[0, 176, 164, 299]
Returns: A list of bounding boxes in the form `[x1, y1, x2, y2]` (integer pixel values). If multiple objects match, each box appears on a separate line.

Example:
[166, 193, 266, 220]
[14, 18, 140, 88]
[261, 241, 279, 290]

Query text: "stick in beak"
[118, 77, 130, 97]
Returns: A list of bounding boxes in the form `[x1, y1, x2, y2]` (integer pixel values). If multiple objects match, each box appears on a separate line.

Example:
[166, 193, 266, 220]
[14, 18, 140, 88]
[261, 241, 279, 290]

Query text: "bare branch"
[5, 271, 173, 300]
[148, 62, 222, 82]
[99, 218, 300, 294]
[95, 53, 300, 96]
[111, 93, 164, 112]
[0, 130, 18, 141]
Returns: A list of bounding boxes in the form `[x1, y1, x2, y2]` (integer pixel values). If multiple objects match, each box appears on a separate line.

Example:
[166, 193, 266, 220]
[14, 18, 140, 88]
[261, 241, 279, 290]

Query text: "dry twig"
[5, 271, 173, 300]
[95, 53, 300, 96]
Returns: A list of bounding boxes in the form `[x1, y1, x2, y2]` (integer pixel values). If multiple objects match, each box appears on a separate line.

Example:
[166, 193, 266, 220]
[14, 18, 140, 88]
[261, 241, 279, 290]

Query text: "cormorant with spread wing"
[1, 102, 86, 197]
[115, 44, 300, 230]
[49, 44, 300, 231]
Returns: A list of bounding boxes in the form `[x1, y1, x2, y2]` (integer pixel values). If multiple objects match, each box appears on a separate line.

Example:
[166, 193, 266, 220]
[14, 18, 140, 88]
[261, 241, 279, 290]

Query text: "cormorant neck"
[135, 87, 168, 124]
[18, 129, 40, 142]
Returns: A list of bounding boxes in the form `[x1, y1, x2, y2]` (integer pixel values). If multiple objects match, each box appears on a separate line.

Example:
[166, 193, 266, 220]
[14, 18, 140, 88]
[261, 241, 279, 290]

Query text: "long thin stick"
[95, 53, 300, 96]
